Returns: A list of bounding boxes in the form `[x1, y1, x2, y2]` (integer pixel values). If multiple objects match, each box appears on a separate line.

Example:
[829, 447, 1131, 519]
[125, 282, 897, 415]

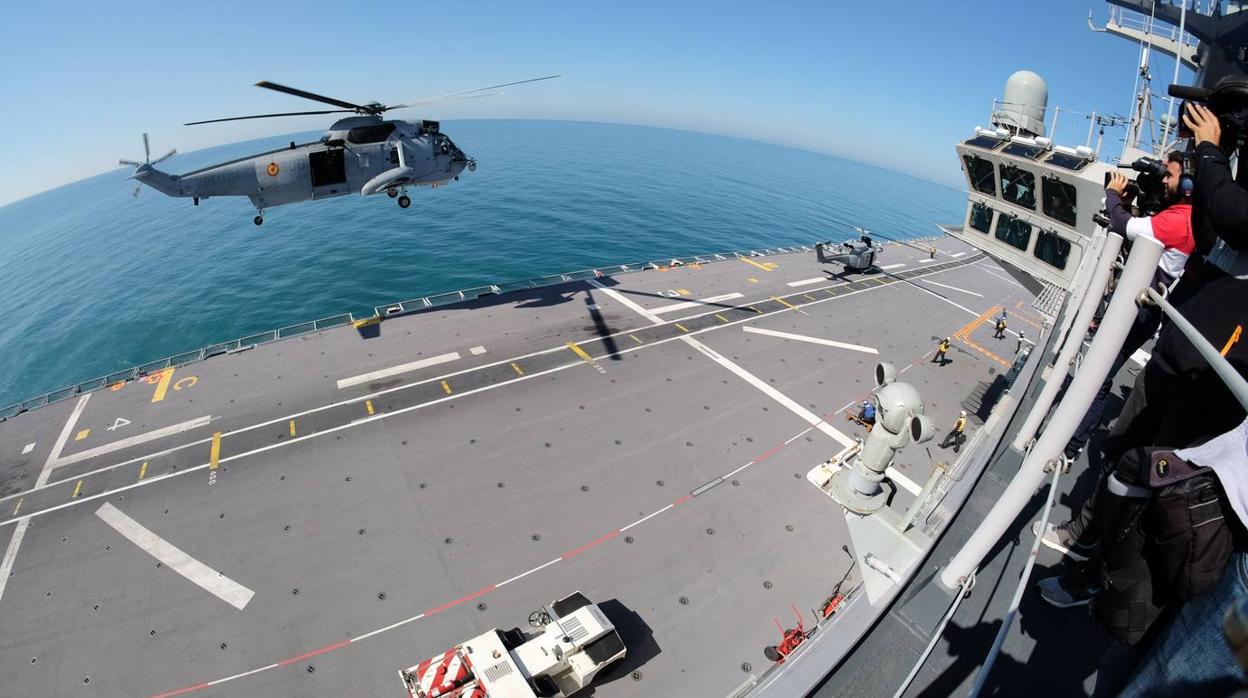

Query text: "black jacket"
[1192, 140, 1248, 258]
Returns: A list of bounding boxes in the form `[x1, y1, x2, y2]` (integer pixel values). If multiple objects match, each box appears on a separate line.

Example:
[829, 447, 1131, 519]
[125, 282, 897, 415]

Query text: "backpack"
[1093, 446, 1236, 645]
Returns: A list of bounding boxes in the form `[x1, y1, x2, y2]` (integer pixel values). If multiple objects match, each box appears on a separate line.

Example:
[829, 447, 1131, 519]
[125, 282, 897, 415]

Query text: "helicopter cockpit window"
[970, 202, 994, 234]
[996, 215, 1032, 252]
[346, 123, 396, 144]
[1000, 164, 1036, 210]
[962, 155, 996, 196]
[1041, 176, 1077, 226]
[1034, 229, 1072, 270]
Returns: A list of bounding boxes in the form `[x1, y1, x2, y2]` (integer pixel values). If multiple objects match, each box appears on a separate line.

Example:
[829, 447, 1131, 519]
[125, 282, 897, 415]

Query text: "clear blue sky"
[0, 0, 1189, 206]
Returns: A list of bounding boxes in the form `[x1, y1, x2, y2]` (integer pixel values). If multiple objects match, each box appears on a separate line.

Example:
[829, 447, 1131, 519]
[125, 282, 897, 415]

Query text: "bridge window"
[970, 202, 994, 233]
[962, 155, 996, 196]
[1000, 164, 1036, 209]
[1042, 176, 1077, 226]
[347, 123, 396, 144]
[996, 216, 1032, 251]
[1034, 229, 1072, 270]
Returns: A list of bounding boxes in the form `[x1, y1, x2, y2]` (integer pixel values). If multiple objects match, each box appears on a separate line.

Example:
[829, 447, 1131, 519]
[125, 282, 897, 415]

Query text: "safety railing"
[1, 234, 944, 420]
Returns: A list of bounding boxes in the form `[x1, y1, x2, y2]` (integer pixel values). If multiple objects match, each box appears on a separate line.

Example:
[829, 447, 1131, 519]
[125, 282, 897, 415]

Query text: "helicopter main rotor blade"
[184, 109, 352, 126]
[143, 133, 150, 162]
[390, 75, 560, 111]
[391, 91, 504, 110]
[153, 148, 177, 164]
[254, 81, 367, 111]
[119, 159, 142, 167]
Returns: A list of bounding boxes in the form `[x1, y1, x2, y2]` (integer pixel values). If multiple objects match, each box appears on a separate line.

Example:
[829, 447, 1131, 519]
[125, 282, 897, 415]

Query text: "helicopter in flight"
[121, 76, 559, 225]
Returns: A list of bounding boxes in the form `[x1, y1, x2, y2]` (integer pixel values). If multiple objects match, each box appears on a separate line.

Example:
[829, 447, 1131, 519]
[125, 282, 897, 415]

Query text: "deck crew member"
[993, 315, 1008, 339]
[859, 400, 876, 427]
[940, 411, 967, 452]
[933, 337, 952, 365]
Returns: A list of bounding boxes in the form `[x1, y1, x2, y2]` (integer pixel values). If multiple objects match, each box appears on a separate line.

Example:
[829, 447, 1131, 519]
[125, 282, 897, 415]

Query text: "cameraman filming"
[1060, 153, 1194, 460]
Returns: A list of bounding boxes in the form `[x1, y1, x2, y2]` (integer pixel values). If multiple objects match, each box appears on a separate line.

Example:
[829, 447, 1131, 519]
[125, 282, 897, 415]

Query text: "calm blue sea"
[0, 120, 963, 408]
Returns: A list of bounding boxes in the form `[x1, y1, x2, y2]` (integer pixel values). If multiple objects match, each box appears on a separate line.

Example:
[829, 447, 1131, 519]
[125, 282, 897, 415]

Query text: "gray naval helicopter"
[814, 228, 884, 272]
[120, 76, 558, 225]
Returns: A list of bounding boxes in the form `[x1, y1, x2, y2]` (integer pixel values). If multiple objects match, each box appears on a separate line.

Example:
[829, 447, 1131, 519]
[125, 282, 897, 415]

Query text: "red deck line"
[278, 638, 351, 666]
[147, 683, 210, 698]
[672, 494, 692, 507]
[425, 585, 497, 616]
[754, 443, 785, 462]
[562, 530, 620, 559]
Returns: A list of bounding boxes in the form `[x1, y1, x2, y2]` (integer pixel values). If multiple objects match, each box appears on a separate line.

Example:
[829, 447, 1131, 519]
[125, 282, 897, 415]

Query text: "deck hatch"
[483, 661, 514, 682]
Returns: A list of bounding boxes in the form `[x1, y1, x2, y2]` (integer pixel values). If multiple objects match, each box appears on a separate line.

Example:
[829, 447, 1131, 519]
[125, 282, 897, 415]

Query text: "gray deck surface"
[0, 236, 1033, 698]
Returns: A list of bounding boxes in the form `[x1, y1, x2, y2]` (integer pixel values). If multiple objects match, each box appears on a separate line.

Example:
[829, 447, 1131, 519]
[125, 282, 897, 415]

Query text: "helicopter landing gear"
[397, 195, 411, 209]
[253, 214, 264, 226]
[386, 187, 398, 199]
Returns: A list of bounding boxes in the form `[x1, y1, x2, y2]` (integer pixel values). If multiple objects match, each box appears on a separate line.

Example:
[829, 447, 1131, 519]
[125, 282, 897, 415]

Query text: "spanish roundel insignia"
[267, 162, 280, 177]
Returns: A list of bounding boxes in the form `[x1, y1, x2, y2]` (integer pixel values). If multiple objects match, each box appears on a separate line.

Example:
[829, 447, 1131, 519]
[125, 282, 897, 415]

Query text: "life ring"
[266, 162, 280, 177]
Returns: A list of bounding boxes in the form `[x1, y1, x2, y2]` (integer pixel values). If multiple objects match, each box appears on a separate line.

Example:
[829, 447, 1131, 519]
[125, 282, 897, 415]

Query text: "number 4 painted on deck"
[106, 417, 131, 432]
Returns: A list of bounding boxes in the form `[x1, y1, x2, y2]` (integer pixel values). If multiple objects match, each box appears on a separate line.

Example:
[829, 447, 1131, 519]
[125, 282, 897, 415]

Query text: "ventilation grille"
[483, 661, 513, 682]
[562, 615, 589, 643]
[1032, 280, 1065, 320]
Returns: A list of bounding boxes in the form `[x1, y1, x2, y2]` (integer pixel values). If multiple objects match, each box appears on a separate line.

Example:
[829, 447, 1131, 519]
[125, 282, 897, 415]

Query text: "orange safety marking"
[1222, 325, 1243, 357]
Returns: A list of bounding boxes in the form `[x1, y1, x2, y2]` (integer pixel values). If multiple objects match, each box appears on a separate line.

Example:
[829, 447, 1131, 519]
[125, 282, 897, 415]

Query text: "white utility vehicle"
[400, 592, 626, 697]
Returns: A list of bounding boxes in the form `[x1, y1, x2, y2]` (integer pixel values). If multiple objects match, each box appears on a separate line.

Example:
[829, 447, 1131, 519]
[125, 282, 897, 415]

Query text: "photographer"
[1179, 102, 1248, 297]
[1058, 153, 1195, 462]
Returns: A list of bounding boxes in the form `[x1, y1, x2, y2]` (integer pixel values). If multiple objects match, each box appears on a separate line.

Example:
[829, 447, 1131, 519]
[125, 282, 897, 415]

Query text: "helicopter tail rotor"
[121, 133, 177, 197]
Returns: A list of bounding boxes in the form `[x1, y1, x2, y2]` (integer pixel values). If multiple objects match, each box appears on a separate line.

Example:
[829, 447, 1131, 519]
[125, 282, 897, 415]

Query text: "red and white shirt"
[1126, 202, 1194, 279]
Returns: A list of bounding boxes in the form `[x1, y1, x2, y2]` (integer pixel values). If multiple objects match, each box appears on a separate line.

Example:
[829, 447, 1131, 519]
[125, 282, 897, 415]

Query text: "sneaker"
[1031, 520, 1094, 562]
[1038, 572, 1101, 608]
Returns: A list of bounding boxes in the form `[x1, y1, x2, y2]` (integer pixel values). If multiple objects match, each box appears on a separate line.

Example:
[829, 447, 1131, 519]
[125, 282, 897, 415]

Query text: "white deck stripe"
[95, 502, 254, 610]
[337, 351, 461, 389]
[495, 557, 563, 587]
[879, 263, 906, 270]
[651, 292, 744, 314]
[918, 257, 937, 263]
[0, 394, 90, 611]
[786, 277, 827, 287]
[916, 279, 984, 298]
[951, 252, 966, 257]
[742, 326, 879, 354]
[684, 336, 856, 448]
[52, 415, 212, 468]
[589, 279, 664, 323]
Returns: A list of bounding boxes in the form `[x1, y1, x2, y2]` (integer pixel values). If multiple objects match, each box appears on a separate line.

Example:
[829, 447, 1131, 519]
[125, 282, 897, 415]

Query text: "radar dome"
[993, 70, 1048, 137]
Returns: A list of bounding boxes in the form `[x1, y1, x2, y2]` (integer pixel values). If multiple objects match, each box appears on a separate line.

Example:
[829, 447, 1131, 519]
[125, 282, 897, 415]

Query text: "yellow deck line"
[72, 480, 82, 498]
[13, 498, 22, 516]
[566, 342, 594, 362]
[138, 461, 148, 480]
[675, 323, 689, 333]
[715, 313, 729, 323]
[209, 432, 221, 470]
[289, 420, 297, 437]
[739, 256, 773, 272]
[771, 296, 797, 310]
[629, 334, 643, 345]
[365, 399, 375, 415]
[151, 367, 175, 403]
[441, 380, 453, 394]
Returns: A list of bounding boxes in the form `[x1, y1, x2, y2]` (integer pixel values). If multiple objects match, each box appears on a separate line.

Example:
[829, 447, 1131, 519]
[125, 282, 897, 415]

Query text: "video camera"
[1168, 76, 1248, 148]
[1113, 157, 1171, 216]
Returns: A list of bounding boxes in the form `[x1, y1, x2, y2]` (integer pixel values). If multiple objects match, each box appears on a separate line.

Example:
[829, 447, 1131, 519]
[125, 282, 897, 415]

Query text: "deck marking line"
[743, 326, 879, 355]
[562, 530, 620, 559]
[620, 504, 674, 532]
[204, 664, 281, 688]
[510, 362, 525, 376]
[919, 257, 937, 263]
[52, 415, 212, 468]
[674, 323, 689, 333]
[951, 252, 966, 257]
[288, 420, 296, 437]
[139, 461, 148, 479]
[714, 313, 729, 323]
[277, 639, 351, 666]
[441, 380, 453, 394]
[0, 393, 90, 612]
[148, 683, 211, 698]
[723, 460, 757, 479]
[786, 277, 827, 287]
[425, 585, 497, 616]
[151, 367, 175, 403]
[651, 292, 744, 314]
[785, 426, 815, 444]
[566, 342, 594, 362]
[629, 334, 643, 345]
[209, 432, 221, 470]
[588, 280, 663, 323]
[879, 263, 906, 270]
[21, 443, 34, 455]
[365, 399, 375, 415]
[804, 293, 817, 301]
[673, 494, 692, 506]
[739, 256, 774, 272]
[469, 345, 487, 356]
[336, 351, 461, 389]
[95, 502, 254, 609]
[919, 279, 984, 297]
[75, 429, 90, 442]
[3, 258, 984, 522]
[691, 478, 724, 497]
[496, 557, 563, 588]
[349, 614, 427, 643]
[72, 480, 82, 498]
[772, 295, 798, 309]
